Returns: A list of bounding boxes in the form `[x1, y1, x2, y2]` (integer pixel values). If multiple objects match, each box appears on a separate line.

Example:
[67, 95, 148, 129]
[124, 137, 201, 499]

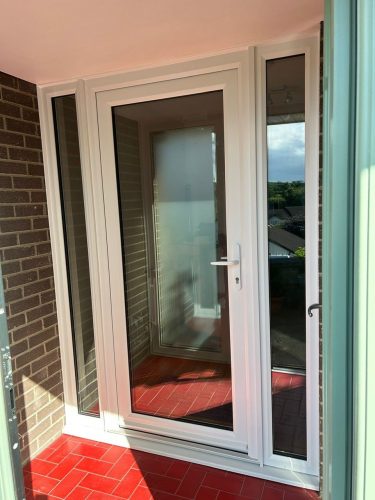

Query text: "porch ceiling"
[0, 0, 323, 85]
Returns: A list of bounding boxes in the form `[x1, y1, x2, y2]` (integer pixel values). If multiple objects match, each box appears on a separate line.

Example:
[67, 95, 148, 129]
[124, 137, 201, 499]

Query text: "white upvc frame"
[255, 37, 320, 477]
[37, 82, 105, 432]
[37, 40, 320, 490]
[95, 68, 253, 454]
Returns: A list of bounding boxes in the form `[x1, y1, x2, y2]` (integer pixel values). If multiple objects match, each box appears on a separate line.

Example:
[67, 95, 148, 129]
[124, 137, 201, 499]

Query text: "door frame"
[37, 43, 320, 489]
[95, 68, 254, 454]
[255, 38, 320, 475]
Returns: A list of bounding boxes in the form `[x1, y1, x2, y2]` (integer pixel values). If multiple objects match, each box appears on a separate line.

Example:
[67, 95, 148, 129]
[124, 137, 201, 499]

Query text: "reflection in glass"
[112, 92, 233, 430]
[53, 95, 100, 416]
[266, 55, 307, 458]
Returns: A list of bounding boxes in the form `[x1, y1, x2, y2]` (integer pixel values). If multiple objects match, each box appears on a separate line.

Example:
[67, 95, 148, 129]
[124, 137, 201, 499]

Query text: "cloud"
[267, 122, 305, 182]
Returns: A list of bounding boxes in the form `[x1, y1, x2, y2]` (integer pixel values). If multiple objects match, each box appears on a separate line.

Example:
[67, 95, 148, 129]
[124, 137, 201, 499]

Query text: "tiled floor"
[130, 355, 306, 457]
[24, 434, 319, 499]
[132, 356, 232, 428]
[272, 371, 306, 458]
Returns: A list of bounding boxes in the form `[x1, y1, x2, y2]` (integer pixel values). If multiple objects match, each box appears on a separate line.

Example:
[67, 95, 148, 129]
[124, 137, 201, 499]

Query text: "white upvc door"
[95, 68, 260, 456]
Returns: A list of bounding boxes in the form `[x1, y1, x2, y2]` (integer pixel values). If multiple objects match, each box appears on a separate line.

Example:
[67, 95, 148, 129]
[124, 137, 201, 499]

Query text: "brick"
[0, 160, 27, 175]
[0, 72, 18, 88]
[21, 254, 50, 271]
[0, 174, 12, 188]
[0, 233, 17, 247]
[7, 313, 26, 330]
[15, 204, 44, 216]
[24, 278, 51, 297]
[33, 217, 49, 229]
[25, 136, 42, 149]
[39, 265, 53, 279]
[0, 190, 29, 203]
[10, 339, 28, 357]
[27, 302, 54, 322]
[41, 289, 55, 304]
[18, 79, 36, 95]
[1, 88, 34, 108]
[16, 344, 45, 370]
[8, 147, 39, 162]
[30, 191, 46, 202]
[1, 72, 63, 464]
[7, 270, 37, 288]
[13, 176, 42, 189]
[10, 295, 40, 315]
[42, 372, 62, 392]
[19, 230, 47, 244]
[36, 242, 51, 255]
[31, 349, 60, 374]
[28, 164, 44, 176]
[43, 313, 57, 328]
[0, 218, 31, 232]
[3, 245, 34, 260]
[0, 205, 14, 217]
[4, 287, 22, 303]
[47, 360, 62, 378]
[12, 321, 43, 344]
[0, 130, 24, 146]
[0, 101, 21, 118]
[28, 329, 51, 349]
[1, 260, 20, 275]
[36, 419, 64, 453]
[45, 336, 60, 353]
[22, 108, 39, 123]
[36, 397, 62, 424]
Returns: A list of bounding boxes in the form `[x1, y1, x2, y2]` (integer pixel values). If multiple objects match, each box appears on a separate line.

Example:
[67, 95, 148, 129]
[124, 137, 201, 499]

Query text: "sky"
[267, 122, 305, 182]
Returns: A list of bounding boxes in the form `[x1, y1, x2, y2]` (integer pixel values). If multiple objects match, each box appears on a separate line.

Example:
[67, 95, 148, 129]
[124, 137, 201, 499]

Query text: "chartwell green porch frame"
[323, 0, 375, 499]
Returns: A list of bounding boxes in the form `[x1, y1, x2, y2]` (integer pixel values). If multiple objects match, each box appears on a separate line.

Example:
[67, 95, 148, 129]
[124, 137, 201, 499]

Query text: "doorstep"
[23, 434, 320, 499]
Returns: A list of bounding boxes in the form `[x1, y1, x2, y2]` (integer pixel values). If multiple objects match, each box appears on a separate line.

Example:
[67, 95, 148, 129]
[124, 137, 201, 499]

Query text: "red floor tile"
[203, 470, 244, 495]
[48, 453, 83, 480]
[23, 434, 319, 500]
[79, 472, 119, 494]
[65, 486, 92, 499]
[23, 471, 59, 494]
[196, 485, 219, 499]
[50, 469, 87, 498]
[24, 458, 57, 476]
[112, 469, 144, 498]
[76, 456, 114, 475]
[106, 452, 136, 480]
[241, 476, 265, 499]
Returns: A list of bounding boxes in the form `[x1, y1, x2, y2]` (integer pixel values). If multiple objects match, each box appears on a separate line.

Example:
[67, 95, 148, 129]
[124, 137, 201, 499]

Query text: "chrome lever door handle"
[308, 303, 321, 317]
[210, 243, 242, 290]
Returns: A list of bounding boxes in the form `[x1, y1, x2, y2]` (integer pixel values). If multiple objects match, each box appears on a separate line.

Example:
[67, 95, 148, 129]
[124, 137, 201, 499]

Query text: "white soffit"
[0, 0, 323, 85]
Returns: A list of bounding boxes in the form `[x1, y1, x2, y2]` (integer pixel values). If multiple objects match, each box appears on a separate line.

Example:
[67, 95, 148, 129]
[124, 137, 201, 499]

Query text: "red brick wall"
[0, 71, 65, 463]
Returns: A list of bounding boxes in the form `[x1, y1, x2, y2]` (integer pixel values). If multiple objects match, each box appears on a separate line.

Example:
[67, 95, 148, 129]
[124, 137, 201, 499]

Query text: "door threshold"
[63, 422, 319, 491]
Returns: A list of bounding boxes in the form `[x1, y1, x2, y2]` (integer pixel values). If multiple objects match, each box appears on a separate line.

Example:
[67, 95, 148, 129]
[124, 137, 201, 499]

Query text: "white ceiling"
[0, 0, 323, 85]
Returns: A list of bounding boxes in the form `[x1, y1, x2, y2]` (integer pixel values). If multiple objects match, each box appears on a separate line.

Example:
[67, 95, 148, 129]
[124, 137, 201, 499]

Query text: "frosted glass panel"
[153, 127, 220, 350]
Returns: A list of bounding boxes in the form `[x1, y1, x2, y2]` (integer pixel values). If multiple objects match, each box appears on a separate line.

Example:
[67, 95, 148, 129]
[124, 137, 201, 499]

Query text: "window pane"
[112, 91, 233, 430]
[53, 95, 100, 416]
[266, 55, 307, 459]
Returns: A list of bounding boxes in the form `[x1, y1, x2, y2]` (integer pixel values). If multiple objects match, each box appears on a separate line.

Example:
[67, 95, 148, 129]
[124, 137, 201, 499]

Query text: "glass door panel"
[112, 92, 233, 430]
[266, 54, 307, 459]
